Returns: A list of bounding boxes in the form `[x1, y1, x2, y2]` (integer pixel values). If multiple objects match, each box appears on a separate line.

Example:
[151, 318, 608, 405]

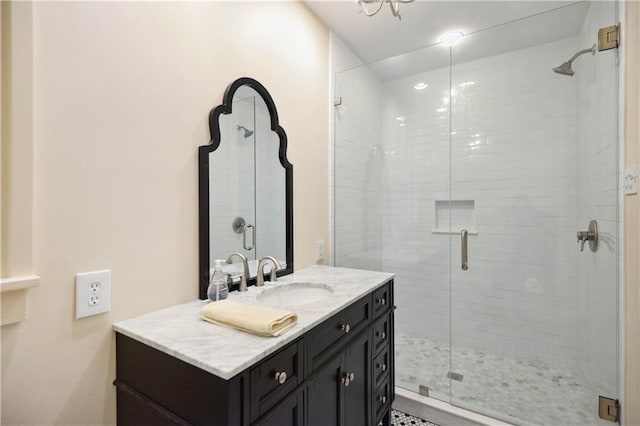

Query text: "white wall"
[1, 2, 329, 424]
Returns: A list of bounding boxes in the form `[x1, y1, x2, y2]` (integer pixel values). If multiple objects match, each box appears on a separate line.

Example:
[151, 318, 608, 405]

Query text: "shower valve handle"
[577, 220, 599, 252]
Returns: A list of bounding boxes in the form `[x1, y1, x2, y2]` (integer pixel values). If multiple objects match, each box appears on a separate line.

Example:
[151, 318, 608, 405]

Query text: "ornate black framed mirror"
[199, 77, 293, 299]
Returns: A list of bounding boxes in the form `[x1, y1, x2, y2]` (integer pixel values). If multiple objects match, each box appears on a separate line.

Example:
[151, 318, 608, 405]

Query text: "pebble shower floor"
[395, 335, 611, 426]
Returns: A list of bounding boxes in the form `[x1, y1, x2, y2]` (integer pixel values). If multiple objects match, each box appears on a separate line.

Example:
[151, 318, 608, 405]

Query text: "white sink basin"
[257, 282, 334, 310]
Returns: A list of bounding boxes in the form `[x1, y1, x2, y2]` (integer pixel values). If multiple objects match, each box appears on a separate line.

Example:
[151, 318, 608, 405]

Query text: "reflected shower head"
[237, 125, 254, 138]
[552, 44, 596, 77]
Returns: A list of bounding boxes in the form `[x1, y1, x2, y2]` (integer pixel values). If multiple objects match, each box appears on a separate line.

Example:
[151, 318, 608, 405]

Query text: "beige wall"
[1, 2, 329, 424]
[625, 2, 640, 425]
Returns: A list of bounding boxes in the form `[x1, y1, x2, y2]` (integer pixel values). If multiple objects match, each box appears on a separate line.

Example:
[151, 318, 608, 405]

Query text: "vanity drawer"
[373, 313, 390, 355]
[250, 340, 304, 422]
[373, 377, 392, 423]
[306, 295, 371, 374]
[373, 345, 390, 390]
[373, 281, 392, 318]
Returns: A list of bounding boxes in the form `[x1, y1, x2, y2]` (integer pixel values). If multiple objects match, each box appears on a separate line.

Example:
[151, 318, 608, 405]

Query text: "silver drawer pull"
[377, 331, 386, 339]
[274, 371, 287, 385]
[377, 363, 387, 371]
[376, 298, 386, 305]
[341, 324, 351, 333]
[378, 395, 387, 404]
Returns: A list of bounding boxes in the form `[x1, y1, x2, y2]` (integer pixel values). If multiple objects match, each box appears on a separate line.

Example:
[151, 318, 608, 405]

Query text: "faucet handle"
[269, 263, 282, 282]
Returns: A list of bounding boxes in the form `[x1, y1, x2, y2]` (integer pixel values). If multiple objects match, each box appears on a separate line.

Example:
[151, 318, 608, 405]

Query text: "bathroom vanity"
[114, 266, 395, 426]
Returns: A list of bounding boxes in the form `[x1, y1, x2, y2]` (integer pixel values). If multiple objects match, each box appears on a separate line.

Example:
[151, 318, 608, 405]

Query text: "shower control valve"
[577, 220, 598, 252]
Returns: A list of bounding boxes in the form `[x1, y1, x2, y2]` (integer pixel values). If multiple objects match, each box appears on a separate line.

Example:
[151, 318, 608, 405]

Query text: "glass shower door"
[333, 45, 456, 402]
[448, 3, 619, 424]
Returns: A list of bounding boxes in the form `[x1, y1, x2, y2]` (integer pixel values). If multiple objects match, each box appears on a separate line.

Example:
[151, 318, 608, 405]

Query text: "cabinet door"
[343, 331, 371, 426]
[253, 388, 303, 426]
[307, 356, 342, 426]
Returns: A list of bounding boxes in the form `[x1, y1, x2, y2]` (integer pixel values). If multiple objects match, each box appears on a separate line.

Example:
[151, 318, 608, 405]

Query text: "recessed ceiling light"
[414, 82, 428, 90]
[440, 31, 464, 47]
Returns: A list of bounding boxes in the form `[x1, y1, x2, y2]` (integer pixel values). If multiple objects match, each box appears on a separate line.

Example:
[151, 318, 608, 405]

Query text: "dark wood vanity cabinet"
[307, 330, 371, 426]
[115, 280, 394, 426]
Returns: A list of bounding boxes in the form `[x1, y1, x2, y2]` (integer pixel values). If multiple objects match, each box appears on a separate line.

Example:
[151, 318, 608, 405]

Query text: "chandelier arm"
[356, 0, 412, 18]
[389, 1, 400, 17]
[360, 0, 385, 17]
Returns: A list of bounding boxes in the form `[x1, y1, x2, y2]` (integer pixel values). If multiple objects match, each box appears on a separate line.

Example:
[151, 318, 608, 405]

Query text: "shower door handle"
[461, 229, 468, 271]
[243, 224, 255, 251]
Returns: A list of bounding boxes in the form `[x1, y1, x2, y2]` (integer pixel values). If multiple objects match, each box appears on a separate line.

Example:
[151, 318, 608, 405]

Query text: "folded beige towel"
[200, 300, 298, 337]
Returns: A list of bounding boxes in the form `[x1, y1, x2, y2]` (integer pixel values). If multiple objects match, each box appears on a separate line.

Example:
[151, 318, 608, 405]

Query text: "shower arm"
[567, 45, 596, 64]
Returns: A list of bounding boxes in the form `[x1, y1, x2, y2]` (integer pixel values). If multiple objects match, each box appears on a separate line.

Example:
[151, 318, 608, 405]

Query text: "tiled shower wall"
[334, 66, 384, 271]
[210, 97, 256, 263]
[384, 38, 584, 371]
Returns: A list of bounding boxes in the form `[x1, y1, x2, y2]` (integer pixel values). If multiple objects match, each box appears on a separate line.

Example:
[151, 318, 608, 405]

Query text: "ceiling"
[303, 1, 588, 67]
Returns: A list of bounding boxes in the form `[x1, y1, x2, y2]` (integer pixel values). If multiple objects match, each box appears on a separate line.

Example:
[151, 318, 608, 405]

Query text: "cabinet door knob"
[377, 331, 386, 339]
[274, 371, 287, 385]
[348, 372, 355, 382]
[377, 298, 386, 305]
[377, 363, 387, 371]
[378, 395, 387, 404]
[341, 374, 351, 387]
[341, 324, 351, 333]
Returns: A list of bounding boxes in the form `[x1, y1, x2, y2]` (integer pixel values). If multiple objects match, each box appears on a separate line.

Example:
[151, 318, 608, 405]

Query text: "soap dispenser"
[207, 260, 229, 302]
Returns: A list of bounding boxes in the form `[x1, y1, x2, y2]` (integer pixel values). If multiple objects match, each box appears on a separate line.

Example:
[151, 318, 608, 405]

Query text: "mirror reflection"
[210, 87, 286, 271]
[199, 78, 293, 298]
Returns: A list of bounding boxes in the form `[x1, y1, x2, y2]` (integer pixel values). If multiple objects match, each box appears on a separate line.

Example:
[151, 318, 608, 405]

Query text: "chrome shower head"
[237, 125, 254, 138]
[552, 61, 575, 76]
[552, 44, 596, 77]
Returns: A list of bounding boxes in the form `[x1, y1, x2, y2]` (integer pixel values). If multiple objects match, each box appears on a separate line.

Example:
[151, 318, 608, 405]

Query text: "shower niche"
[432, 200, 477, 235]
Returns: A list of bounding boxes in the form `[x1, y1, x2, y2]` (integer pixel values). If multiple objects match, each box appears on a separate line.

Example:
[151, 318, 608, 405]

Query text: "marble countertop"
[113, 266, 394, 380]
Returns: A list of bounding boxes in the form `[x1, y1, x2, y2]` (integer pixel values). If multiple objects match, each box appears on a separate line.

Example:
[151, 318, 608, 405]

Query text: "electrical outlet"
[76, 270, 111, 319]
[316, 240, 325, 262]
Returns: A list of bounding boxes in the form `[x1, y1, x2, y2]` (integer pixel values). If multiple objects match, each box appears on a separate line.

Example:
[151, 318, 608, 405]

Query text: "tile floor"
[395, 335, 612, 426]
[390, 409, 439, 426]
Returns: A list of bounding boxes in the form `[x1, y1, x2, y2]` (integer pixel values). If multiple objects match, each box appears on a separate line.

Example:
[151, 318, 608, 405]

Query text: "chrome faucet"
[256, 256, 283, 287]
[226, 252, 250, 292]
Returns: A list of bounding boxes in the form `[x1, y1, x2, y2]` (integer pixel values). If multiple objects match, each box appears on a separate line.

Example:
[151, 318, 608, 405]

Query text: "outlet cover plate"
[75, 270, 111, 319]
[316, 240, 325, 262]
[624, 165, 638, 195]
